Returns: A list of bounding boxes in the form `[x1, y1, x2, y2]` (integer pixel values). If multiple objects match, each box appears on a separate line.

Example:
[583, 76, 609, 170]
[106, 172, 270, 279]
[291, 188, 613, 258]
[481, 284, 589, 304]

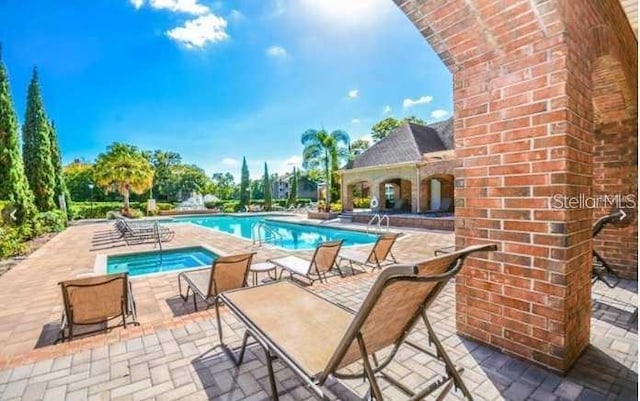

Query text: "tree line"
[0, 48, 69, 224]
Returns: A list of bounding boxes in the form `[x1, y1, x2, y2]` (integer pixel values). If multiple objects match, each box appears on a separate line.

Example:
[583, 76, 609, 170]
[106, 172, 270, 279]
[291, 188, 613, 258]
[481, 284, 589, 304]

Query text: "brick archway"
[393, 0, 638, 372]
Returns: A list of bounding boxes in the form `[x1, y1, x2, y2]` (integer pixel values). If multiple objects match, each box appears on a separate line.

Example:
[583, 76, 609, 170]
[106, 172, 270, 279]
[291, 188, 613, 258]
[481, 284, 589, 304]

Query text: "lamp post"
[88, 183, 94, 218]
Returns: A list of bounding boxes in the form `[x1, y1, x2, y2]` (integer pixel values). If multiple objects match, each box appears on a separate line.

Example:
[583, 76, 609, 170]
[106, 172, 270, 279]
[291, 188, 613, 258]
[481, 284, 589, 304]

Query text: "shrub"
[0, 225, 27, 258]
[330, 201, 342, 212]
[353, 197, 371, 208]
[34, 210, 67, 234]
[222, 201, 241, 213]
[69, 201, 145, 219]
[296, 198, 312, 206]
[127, 209, 144, 219]
[204, 200, 224, 209]
[156, 202, 174, 211]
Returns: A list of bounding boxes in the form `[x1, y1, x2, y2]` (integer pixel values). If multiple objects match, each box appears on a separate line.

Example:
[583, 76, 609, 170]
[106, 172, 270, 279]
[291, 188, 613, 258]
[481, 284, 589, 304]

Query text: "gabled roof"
[346, 118, 453, 170]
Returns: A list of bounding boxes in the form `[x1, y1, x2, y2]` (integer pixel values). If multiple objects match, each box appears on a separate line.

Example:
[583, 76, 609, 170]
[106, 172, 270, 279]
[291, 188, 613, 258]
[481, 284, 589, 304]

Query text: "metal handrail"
[366, 214, 389, 233]
[380, 215, 390, 232]
[153, 221, 164, 264]
[252, 221, 283, 246]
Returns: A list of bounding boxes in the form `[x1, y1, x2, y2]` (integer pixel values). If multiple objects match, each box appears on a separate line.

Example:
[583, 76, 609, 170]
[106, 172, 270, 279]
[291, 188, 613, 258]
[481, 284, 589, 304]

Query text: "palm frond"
[331, 129, 350, 146]
[301, 129, 320, 146]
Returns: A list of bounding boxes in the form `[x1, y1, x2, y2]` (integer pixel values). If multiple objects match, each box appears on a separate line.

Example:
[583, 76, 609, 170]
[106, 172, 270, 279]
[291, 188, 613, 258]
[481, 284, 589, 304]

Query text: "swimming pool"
[106, 246, 217, 276]
[172, 215, 378, 250]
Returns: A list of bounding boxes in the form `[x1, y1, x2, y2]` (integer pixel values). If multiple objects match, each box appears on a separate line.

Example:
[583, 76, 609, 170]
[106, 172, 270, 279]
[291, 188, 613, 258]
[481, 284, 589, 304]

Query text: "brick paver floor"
[0, 217, 636, 400]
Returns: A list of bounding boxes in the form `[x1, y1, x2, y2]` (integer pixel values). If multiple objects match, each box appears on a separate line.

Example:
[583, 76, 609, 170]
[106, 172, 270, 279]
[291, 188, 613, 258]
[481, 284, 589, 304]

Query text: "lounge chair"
[57, 273, 138, 342]
[338, 233, 400, 272]
[219, 244, 497, 401]
[268, 240, 343, 285]
[119, 218, 175, 245]
[177, 253, 255, 312]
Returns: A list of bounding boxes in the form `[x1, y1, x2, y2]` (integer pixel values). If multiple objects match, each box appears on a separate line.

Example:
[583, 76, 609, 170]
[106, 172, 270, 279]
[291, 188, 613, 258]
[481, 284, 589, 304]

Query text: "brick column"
[394, 0, 637, 373]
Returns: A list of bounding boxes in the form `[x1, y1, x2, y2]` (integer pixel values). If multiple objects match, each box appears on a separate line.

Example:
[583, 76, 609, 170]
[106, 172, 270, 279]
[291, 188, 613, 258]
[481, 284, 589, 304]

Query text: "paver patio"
[0, 219, 636, 400]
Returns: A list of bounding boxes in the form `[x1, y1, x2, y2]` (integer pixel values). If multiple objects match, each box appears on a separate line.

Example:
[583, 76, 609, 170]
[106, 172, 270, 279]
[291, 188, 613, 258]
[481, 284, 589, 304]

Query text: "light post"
[88, 183, 94, 218]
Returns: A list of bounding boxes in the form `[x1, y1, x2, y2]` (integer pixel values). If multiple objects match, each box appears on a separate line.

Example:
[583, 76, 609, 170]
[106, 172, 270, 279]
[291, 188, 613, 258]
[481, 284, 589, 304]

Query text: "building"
[272, 173, 318, 201]
[339, 119, 456, 214]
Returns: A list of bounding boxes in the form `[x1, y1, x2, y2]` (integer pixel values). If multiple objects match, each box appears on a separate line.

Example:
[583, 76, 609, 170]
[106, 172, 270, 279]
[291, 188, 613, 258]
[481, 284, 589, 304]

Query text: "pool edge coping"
[93, 243, 227, 278]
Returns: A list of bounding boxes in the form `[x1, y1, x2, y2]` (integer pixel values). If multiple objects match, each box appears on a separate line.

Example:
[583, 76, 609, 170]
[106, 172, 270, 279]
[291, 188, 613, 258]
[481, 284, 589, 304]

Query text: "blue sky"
[0, 0, 452, 179]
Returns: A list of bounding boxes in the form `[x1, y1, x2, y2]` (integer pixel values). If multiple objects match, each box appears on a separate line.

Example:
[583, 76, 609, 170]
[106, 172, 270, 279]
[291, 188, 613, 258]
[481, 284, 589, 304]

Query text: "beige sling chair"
[338, 233, 400, 272]
[58, 273, 138, 342]
[268, 240, 344, 285]
[178, 252, 256, 312]
[219, 243, 496, 400]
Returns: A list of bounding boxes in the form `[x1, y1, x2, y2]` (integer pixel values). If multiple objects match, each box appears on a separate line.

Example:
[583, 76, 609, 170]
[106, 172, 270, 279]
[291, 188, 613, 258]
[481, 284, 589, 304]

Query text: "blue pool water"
[107, 246, 217, 276]
[172, 215, 378, 250]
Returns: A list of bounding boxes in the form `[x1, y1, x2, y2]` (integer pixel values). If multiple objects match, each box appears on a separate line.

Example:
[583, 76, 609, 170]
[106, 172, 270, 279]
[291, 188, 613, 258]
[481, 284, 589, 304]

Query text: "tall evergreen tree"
[22, 67, 56, 211]
[0, 45, 35, 223]
[48, 120, 70, 213]
[263, 162, 272, 211]
[288, 167, 298, 206]
[239, 156, 250, 207]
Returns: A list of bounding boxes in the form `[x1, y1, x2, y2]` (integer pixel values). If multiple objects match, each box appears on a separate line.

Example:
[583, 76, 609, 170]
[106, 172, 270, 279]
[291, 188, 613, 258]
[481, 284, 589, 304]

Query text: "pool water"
[107, 246, 217, 276]
[172, 215, 378, 250]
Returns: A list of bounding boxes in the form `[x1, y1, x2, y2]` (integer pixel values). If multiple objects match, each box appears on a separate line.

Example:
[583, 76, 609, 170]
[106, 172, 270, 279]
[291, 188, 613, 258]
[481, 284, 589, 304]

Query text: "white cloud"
[351, 118, 360, 124]
[296, 0, 392, 29]
[348, 89, 359, 99]
[270, 0, 286, 17]
[149, 0, 209, 15]
[266, 45, 288, 57]
[383, 105, 392, 115]
[403, 95, 433, 108]
[222, 157, 239, 167]
[228, 9, 245, 22]
[130, 0, 145, 9]
[166, 14, 229, 49]
[431, 109, 449, 120]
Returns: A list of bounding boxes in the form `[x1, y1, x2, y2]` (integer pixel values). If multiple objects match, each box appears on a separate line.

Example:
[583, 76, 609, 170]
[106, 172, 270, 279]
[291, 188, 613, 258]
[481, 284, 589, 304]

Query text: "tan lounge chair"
[178, 253, 256, 312]
[338, 233, 400, 272]
[219, 244, 497, 400]
[268, 240, 343, 285]
[58, 273, 138, 342]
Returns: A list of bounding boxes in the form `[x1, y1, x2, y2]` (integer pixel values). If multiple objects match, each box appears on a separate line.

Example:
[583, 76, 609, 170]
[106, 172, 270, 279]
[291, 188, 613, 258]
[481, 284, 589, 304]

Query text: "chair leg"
[264, 348, 280, 401]
[193, 291, 198, 312]
[357, 333, 384, 401]
[421, 312, 472, 400]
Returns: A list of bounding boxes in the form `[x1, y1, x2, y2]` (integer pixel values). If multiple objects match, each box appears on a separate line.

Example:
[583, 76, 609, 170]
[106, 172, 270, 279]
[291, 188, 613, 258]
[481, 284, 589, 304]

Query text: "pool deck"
[0, 218, 636, 400]
[0, 218, 451, 362]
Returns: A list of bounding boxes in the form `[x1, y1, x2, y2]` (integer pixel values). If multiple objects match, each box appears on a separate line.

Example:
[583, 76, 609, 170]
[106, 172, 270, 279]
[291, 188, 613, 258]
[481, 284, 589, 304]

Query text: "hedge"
[0, 210, 67, 259]
[69, 201, 175, 219]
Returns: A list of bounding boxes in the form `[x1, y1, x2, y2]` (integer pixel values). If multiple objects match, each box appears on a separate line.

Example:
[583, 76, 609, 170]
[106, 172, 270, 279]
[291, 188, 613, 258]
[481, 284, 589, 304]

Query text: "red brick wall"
[394, 0, 637, 373]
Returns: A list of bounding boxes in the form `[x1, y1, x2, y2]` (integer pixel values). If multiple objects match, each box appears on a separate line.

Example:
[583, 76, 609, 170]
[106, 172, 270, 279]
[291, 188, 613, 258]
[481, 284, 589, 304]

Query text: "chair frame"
[338, 233, 399, 272]
[270, 240, 344, 285]
[178, 253, 256, 311]
[592, 212, 623, 288]
[57, 273, 138, 342]
[220, 244, 497, 401]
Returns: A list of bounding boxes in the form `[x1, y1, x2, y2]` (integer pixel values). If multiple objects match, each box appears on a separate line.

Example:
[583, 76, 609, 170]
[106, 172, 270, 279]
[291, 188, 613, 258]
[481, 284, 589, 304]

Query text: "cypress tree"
[0, 45, 36, 223]
[48, 120, 70, 213]
[263, 162, 272, 211]
[22, 67, 56, 211]
[288, 167, 298, 206]
[239, 156, 250, 207]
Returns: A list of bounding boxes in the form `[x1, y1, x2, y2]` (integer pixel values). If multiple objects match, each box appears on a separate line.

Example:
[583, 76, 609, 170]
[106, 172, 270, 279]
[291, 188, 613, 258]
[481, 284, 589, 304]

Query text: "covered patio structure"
[340, 119, 457, 214]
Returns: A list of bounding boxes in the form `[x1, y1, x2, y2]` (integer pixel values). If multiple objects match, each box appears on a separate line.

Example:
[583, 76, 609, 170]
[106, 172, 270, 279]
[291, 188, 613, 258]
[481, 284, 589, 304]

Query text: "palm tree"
[301, 128, 349, 211]
[94, 143, 154, 212]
